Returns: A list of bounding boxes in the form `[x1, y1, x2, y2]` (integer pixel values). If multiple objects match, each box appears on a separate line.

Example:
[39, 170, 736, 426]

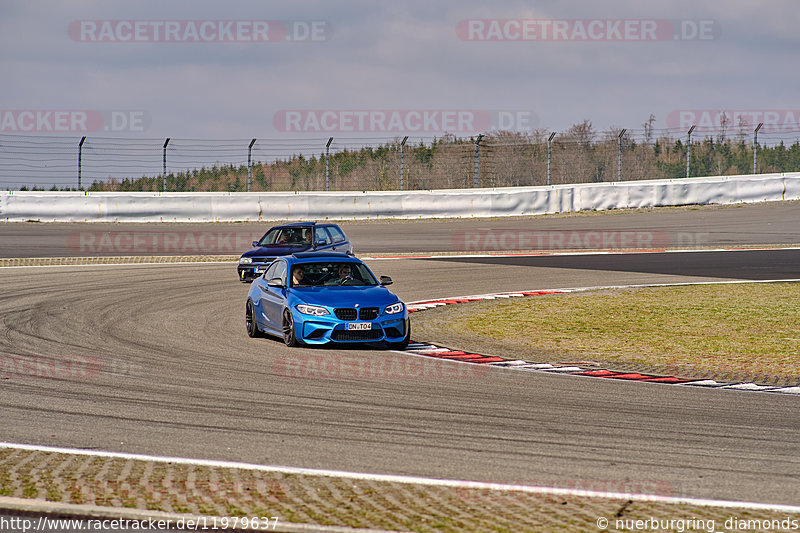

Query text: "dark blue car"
[238, 222, 353, 282]
[245, 252, 410, 349]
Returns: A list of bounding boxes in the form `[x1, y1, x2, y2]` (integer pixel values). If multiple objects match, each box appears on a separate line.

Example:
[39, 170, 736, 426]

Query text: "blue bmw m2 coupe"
[245, 252, 410, 349]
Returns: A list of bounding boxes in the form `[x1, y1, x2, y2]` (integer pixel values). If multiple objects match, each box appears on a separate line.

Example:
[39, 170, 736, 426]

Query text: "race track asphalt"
[1, 203, 799, 506]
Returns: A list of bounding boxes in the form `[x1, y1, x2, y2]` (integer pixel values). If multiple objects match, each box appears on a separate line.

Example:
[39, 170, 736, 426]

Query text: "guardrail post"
[400, 136, 408, 191]
[248, 138, 256, 192]
[325, 137, 333, 191]
[753, 123, 763, 174]
[78, 136, 86, 190]
[547, 132, 556, 186]
[473, 134, 484, 188]
[685, 126, 695, 179]
[162, 138, 170, 192]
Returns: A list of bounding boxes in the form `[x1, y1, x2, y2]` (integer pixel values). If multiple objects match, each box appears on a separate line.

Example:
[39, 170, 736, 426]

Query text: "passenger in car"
[291, 266, 307, 286]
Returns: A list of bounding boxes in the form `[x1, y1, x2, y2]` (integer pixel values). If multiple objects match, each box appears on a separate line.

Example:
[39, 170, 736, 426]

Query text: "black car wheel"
[282, 309, 301, 347]
[245, 300, 263, 338]
[386, 321, 411, 350]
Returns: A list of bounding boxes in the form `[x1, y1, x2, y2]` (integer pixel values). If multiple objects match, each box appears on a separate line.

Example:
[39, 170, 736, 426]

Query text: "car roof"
[290, 251, 355, 261]
[272, 221, 337, 228]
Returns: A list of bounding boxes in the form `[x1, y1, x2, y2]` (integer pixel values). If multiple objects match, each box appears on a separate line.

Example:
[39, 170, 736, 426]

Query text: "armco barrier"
[1, 173, 798, 222]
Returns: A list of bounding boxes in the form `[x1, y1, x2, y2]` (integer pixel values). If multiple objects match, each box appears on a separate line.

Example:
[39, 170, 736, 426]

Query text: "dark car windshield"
[258, 227, 313, 246]
[290, 262, 378, 287]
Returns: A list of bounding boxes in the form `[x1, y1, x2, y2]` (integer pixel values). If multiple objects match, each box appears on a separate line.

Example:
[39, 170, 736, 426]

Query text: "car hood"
[241, 244, 310, 258]
[290, 286, 400, 308]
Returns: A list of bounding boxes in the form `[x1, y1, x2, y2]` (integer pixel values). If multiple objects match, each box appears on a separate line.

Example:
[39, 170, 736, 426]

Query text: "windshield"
[290, 262, 378, 287]
[258, 227, 313, 246]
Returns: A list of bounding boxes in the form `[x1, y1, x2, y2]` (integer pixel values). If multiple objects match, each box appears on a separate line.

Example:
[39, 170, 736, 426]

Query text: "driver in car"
[325, 264, 354, 285]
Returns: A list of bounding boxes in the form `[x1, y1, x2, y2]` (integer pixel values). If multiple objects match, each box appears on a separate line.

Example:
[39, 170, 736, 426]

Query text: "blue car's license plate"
[346, 323, 371, 331]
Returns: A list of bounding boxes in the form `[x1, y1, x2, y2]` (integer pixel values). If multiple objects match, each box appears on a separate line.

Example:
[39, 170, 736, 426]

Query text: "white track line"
[2, 442, 799, 513]
[363, 246, 800, 261]
[0, 261, 230, 270]
[407, 278, 800, 308]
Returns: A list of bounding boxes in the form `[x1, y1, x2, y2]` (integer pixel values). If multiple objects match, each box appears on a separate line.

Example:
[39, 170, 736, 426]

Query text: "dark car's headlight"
[239, 257, 252, 264]
[296, 304, 330, 317]
[384, 302, 404, 315]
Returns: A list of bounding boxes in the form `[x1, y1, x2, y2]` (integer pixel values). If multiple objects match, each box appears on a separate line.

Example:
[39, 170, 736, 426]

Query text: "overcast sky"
[1, 0, 798, 142]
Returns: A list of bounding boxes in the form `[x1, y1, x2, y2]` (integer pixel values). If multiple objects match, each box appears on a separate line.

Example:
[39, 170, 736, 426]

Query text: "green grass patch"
[445, 282, 800, 379]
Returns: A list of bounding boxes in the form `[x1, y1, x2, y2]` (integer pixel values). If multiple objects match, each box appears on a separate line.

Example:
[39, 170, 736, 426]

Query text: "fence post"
[325, 137, 333, 191]
[617, 129, 626, 182]
[547, 132, 556, 186]
[78, 136, 86, 190]
[753, 123, 763, 174]
[473, 134, 484, 188]
[400, 136, 408, 191]
[685, 126, 694, 179]
[247, 138, 256, 192]
[162, 138, 170, 192]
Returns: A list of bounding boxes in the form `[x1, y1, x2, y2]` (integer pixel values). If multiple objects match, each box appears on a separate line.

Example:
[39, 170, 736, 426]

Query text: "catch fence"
[1, 124, 799, 191]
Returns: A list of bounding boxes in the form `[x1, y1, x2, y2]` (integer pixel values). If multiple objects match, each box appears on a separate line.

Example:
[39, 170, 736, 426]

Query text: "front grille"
[334, 308, 358, 320]
[334, 307, 379, 320]
[252, 257, 275, 264]
[359, 307, 379, 320]
[331, 329, 383, 342]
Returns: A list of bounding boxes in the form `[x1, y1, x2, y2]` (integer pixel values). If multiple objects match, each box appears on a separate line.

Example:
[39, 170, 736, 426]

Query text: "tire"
[282, 308, 302, 347]
[386, 320, 411, 350]
[245, 300, 263, 338]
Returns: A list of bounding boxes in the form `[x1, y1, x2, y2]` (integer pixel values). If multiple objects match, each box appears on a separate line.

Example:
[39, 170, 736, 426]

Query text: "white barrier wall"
[1, 173, 798, 222]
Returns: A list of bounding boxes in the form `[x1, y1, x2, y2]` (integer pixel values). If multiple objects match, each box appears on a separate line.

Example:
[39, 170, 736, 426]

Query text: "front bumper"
[296, 314, 409, 345]
[237, 263, 272, 281]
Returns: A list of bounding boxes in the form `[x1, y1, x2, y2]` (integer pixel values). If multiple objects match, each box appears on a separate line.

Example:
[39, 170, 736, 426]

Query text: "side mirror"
[252, 241, 259, 247]
[267, 277, 284, 288]
[315, 239, 327, 248]
[379, 275, 393, 286]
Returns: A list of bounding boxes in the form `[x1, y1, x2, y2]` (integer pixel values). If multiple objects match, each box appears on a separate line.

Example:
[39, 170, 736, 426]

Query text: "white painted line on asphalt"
[363, 246, 800, 261]
[2, 442, 799, 514]
[683, 380, 727, 387]
[772, 387, 800, 394]
[542, 366, 585, 372]
[723, 383, 779, 391]
[407, 278, 800, 309]
[0, 261, 230, 270]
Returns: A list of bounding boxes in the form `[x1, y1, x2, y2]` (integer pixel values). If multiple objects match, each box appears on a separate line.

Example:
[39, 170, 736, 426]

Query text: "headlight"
[239, 257, 252, 264]
[384, 302, 404, 314]
[296, 304, 330, 316]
